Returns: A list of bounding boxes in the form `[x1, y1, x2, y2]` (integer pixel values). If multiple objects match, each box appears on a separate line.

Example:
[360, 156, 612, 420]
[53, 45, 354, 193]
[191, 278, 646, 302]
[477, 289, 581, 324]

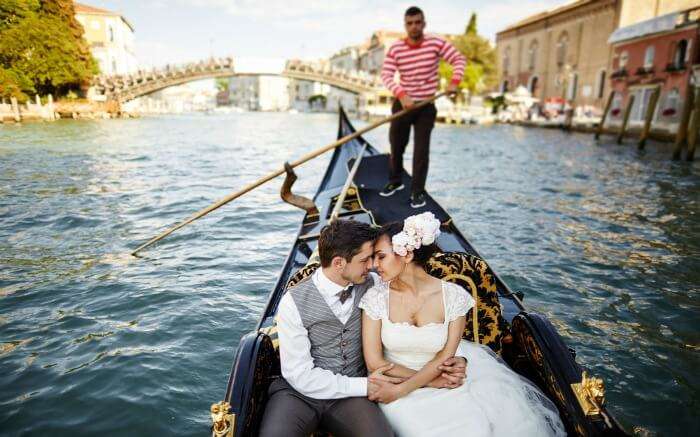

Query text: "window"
[631, 87, 656, 121]
[501, 80, 510, 93]
[674, 40, 688, 68]
[556, 32, 568, 66]
[528, 40, 538, 71]
[596, 70, 606, 98]
[618, 51, 629, 69]
[528, 75, 539, 94]
[108, 26, 114, 42]
[644, 45, 655, 69]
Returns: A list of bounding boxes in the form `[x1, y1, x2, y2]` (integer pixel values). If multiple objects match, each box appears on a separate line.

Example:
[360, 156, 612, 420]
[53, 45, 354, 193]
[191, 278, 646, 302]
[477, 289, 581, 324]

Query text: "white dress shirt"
[276, 269, 378, 399]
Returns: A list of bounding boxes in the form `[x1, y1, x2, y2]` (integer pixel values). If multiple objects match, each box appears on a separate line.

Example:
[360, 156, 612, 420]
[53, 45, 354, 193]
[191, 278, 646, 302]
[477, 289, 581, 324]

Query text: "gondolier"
[379, 6, 466, 208]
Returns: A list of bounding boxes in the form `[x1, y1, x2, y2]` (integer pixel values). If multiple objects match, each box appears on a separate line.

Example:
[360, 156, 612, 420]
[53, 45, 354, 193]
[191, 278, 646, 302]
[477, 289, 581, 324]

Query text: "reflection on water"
[1, 114, 698, 435]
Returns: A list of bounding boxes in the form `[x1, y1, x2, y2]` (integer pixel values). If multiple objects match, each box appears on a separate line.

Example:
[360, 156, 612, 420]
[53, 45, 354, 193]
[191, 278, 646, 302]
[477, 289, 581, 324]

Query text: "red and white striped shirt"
[381, 35, 466, 101]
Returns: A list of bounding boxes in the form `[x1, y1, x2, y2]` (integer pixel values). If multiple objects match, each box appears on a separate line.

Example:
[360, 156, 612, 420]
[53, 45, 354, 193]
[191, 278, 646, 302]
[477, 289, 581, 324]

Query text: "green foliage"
[0, 66, 34, 102]
[439, 11, 496, 95]
[0, 0, 39, 30]
[0, 0, 97, 101]
[215, 77, 230, 92]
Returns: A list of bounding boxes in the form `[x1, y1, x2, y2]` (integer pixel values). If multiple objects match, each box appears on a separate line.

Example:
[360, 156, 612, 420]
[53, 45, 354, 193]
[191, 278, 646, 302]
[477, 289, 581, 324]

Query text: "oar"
[131, 92, 447, 256]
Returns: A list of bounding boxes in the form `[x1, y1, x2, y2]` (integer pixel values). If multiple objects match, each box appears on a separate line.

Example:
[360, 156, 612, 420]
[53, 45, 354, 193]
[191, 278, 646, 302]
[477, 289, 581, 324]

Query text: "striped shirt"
[381, 35, 466, 101]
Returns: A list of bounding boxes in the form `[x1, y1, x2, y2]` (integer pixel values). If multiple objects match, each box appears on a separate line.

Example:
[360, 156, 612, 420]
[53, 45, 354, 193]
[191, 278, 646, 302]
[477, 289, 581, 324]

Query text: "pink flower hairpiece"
[391, 212, 441, 257]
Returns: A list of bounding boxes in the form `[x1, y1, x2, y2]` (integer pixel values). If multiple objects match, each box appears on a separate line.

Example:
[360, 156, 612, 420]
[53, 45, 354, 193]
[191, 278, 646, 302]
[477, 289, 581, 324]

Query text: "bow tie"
[337, 285, 354, 304]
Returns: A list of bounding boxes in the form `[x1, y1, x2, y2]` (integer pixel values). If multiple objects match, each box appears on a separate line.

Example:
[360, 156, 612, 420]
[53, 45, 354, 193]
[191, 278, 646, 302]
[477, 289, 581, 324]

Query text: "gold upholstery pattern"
[426, 252, 508, 355]
[286, 262, 321, 289]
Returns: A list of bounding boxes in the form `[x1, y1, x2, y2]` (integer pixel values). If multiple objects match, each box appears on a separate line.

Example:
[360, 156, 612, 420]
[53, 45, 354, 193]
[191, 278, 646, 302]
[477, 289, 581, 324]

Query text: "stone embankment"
[0, 96, 132, 123]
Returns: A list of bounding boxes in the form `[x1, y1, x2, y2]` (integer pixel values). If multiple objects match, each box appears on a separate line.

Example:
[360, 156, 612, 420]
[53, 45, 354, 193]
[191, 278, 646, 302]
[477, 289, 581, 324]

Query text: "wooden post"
[687, 89, 700, 161]
[673, 87, 695, 159]
[617, 94, 635, 144]
[10, 96, 20, 122]
[638, 86, 661, 149]
[595, 91, 615, 140]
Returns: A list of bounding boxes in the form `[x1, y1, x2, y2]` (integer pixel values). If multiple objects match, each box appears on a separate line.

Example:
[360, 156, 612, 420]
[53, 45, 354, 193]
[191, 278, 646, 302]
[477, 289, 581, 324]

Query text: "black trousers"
[388, 98, 437, 196]
[259, 377, 393, 437]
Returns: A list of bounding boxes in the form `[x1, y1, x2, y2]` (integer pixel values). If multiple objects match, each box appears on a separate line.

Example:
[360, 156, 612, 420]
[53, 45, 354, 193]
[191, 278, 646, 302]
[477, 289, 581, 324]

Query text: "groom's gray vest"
[287, 275, 373, 377]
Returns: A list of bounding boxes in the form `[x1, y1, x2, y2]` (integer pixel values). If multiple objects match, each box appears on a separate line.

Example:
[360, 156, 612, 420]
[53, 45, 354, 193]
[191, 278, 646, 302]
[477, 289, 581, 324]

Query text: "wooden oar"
[131, 92, 447, 256]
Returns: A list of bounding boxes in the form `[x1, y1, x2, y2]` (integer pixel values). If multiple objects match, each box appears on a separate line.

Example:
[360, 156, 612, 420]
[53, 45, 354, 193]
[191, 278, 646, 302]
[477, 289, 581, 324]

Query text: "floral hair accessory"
[391, 212, 441, 256]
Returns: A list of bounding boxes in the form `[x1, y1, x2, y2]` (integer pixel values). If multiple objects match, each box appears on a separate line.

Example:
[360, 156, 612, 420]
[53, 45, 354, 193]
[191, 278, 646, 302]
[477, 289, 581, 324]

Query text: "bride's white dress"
[359, 280, 566, 437]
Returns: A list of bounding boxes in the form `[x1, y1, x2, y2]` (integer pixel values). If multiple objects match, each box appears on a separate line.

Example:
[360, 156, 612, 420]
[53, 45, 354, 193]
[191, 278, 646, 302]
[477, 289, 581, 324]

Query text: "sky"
[84, 0, 568, 68]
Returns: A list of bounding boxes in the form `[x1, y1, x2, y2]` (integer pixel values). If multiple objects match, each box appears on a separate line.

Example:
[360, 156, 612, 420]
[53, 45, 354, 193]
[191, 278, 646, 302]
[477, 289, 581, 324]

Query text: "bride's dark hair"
[376, 222, 438, 268]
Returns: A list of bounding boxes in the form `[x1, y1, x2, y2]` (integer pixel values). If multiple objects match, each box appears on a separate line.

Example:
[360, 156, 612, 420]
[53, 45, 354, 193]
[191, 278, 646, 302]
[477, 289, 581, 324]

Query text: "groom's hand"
[437, 356, 467, 386]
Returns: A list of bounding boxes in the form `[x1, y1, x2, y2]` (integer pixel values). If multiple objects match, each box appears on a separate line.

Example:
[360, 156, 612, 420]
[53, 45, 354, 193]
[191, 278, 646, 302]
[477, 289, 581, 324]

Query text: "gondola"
[210, 108, 628, 437]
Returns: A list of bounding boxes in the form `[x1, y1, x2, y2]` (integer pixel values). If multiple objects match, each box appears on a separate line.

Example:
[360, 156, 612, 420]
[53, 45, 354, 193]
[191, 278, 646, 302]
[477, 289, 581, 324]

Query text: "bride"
[359, 212, 566, 437]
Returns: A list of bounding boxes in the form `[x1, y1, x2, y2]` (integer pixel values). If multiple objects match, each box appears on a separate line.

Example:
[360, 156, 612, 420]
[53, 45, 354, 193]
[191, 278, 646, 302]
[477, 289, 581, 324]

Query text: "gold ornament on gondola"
[571, 371, 605, 417]
[210, 401, 235, 437]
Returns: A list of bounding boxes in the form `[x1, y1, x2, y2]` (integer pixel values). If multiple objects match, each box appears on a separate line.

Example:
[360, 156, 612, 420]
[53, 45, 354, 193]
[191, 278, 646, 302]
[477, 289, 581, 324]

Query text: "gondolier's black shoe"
[379, 182, 404, 197]
[410, 192, 427, 208]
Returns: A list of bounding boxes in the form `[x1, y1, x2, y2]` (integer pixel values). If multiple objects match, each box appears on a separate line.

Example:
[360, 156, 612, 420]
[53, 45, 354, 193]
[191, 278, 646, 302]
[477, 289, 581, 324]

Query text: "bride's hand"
[427, 375, 460, 389]
[437, 356, 467, 385]
[367, 364, 407, 403]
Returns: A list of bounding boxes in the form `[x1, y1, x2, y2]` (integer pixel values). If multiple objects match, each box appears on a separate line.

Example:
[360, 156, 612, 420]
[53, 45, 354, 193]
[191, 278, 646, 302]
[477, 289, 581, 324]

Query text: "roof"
[608, 6, 700, 44]
[498, 0, 594, 34]
[74, 2, 135, 32]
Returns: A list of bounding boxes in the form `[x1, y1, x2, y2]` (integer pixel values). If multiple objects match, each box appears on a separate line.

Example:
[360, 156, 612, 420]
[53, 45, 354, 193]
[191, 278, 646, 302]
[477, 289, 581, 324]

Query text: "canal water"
[1, 113, 698, 436]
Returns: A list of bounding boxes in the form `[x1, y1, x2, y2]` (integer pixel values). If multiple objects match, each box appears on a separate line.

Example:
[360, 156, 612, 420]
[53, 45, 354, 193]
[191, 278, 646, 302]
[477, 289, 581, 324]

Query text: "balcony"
[665, 62, 687, 72]
[635, 66, 654, 76]
[611, 68, 628, 79]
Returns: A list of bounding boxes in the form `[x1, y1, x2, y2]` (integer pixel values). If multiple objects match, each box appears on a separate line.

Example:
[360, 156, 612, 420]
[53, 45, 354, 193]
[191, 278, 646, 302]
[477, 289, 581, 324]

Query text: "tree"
[439, 12, 496, 95]
[466, 13, 477, 35]
[0, 0, 97, 101]
[216, 77, 230, 92]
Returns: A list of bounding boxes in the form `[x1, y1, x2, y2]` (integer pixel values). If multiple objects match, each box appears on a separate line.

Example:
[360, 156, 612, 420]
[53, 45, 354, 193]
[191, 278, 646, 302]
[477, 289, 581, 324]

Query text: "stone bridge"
[91, 57, 382, 103]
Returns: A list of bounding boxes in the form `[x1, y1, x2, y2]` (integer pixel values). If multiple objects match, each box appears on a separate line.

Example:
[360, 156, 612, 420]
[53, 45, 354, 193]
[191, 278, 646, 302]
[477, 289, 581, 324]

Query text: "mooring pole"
[617, 94, 635, 145]
[638, 86, 661, 150]
[673, 87, 696, 159]
[595, 91, 615, 140]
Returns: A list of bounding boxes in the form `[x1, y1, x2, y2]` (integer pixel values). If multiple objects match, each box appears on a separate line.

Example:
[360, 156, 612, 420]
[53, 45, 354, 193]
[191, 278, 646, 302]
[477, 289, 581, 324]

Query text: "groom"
[259, 219, 467, 437]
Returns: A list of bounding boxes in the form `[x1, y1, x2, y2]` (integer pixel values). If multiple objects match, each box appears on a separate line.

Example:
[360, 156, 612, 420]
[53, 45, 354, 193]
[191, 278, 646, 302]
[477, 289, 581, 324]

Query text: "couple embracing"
[260, 213, 565, 437]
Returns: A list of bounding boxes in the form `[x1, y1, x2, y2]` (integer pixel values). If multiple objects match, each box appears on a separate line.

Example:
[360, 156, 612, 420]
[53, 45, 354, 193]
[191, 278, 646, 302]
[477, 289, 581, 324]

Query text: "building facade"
[228, 76, 290, 111]
[495, 0, 700, 112]
[74, 2, 137, 76]
[607, 6, 699, 132]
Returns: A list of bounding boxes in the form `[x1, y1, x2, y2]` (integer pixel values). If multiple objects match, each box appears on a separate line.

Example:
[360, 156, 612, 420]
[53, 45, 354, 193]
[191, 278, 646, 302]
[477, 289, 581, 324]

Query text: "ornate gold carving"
[210, 401, 235, 437]
[280, 162, 319, 216]
[571, 371, 605, 417]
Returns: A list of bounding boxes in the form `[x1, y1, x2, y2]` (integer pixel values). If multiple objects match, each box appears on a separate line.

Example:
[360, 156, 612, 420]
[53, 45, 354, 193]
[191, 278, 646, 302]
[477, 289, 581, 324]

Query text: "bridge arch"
[92, 58, 382, 103]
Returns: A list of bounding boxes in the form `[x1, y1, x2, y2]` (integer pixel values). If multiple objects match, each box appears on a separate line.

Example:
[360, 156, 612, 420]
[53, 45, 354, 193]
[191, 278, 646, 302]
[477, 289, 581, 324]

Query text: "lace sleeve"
[445, 282, 476, 322]
[358, 284, 387, 321]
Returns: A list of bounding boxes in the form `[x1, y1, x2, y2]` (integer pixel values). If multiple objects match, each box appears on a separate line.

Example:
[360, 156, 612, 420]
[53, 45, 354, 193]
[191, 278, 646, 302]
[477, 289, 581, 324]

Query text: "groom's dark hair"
[318, 220, 377, 267]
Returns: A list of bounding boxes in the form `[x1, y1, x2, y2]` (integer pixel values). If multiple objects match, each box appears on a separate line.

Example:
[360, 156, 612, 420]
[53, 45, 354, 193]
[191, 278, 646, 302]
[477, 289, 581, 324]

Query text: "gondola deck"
[213, 109, 628, 437]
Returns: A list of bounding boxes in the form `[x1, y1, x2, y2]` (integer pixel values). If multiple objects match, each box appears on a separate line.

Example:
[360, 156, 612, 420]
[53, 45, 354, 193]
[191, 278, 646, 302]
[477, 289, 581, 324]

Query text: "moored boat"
[210, 108, 628, 437]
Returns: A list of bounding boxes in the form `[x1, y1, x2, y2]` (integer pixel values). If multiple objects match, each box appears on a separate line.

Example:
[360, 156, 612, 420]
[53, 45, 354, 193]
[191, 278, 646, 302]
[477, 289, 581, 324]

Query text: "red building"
[607, 7, 700, 133]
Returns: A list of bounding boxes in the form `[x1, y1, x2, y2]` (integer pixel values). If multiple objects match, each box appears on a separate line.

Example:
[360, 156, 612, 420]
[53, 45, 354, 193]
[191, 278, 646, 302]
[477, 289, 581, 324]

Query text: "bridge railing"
[284, 59, 382, 90]
[94, 57, 234, 92]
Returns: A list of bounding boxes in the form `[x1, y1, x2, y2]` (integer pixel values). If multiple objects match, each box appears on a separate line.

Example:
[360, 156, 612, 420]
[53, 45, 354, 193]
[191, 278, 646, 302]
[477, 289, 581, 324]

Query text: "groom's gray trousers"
[259, 377, 394, 437]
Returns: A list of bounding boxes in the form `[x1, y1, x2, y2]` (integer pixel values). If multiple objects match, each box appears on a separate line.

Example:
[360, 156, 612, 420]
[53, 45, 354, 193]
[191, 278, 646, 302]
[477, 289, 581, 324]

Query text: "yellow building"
[495, 0, 699, 110]
[74, 2, 137, 76]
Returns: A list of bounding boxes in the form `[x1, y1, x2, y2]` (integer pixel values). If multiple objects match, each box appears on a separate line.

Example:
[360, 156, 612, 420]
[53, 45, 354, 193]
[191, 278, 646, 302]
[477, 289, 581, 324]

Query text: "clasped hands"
[367, 357, 467, 404]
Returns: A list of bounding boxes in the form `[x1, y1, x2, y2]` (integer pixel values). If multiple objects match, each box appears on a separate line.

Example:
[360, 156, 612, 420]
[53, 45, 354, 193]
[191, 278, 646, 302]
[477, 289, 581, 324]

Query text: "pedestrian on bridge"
[380, 6, 466, 208]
